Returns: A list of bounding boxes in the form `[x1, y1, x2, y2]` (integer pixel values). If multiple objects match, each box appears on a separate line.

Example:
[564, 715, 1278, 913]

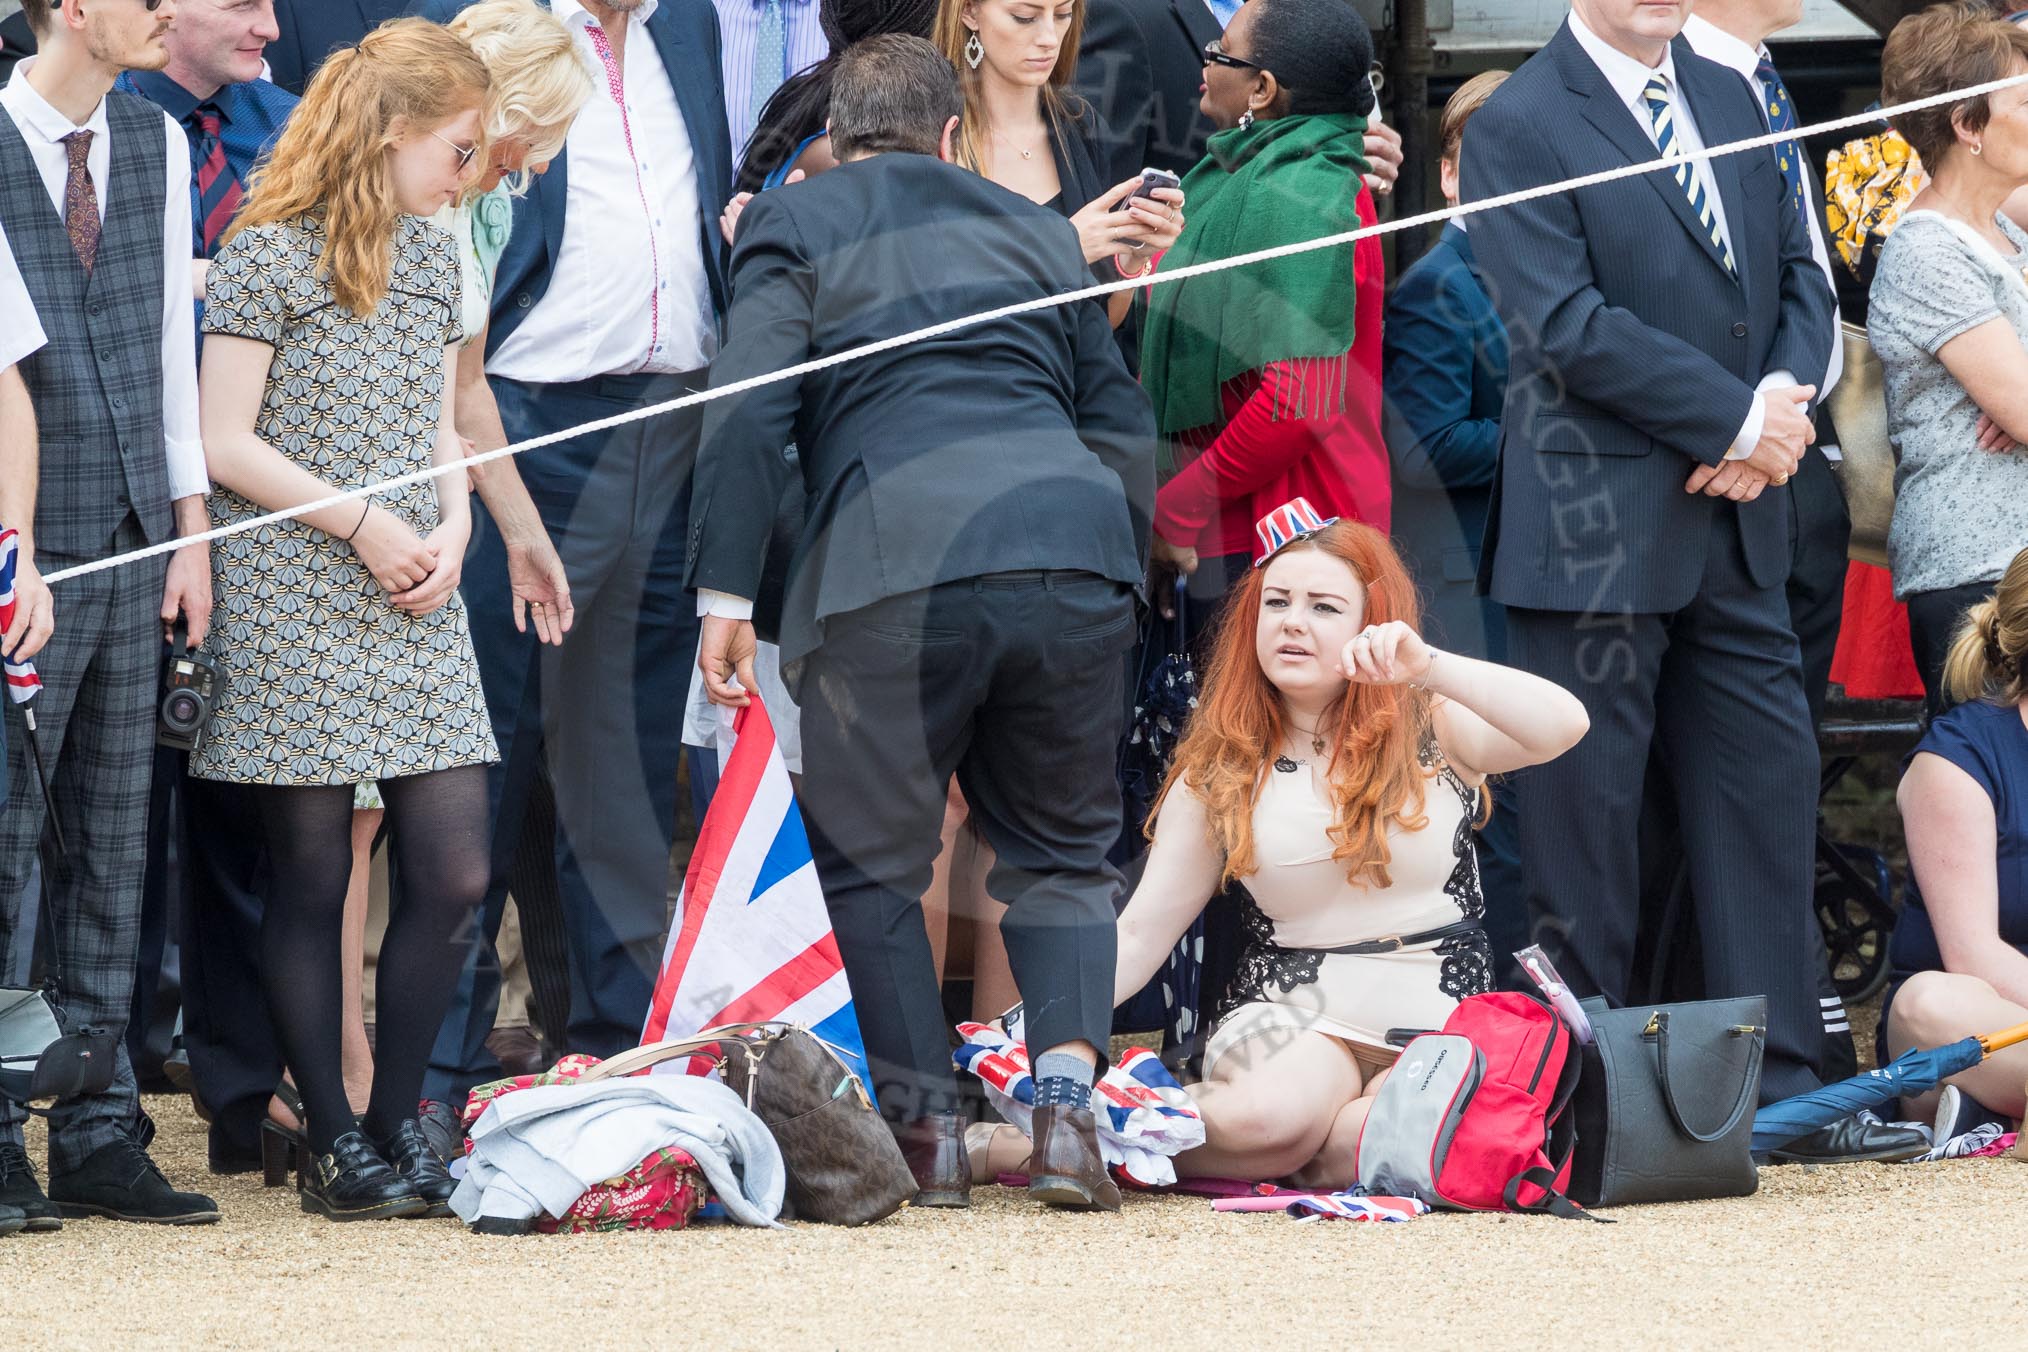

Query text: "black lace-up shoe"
[48, 1139, 218, 1225]
[0, 1142, 63, 1232]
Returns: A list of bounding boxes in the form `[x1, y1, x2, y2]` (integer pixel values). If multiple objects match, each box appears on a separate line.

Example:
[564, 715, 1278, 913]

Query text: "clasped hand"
[1684, 384, 1816, 502]
[352, 505, 466, 616]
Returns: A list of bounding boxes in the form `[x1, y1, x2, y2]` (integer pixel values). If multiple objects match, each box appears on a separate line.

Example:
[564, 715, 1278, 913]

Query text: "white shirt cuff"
[697, 589, 754, 620]
[1723, 371, 1799, 462]
[164, 434, 211, 503]
[1725, 394, 1764, 461]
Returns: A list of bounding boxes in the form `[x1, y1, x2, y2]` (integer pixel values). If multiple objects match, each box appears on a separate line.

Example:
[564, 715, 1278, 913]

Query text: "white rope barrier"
[43, 67, 2028, 587]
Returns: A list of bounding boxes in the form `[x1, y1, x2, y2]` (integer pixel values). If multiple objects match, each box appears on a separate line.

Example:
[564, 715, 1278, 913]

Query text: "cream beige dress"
[1200, 746, 1493, 1076]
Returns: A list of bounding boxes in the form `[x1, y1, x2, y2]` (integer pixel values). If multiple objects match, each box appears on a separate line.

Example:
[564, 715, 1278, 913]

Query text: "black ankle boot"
[372, 1119, 457, 1218]
[301, 1132, 425, 1222]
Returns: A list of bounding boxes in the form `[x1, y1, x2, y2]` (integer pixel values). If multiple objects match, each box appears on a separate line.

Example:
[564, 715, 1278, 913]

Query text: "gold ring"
[1774, 473, 1790, 485]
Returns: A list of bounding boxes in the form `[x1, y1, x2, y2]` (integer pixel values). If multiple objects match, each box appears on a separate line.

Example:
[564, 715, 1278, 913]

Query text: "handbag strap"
[1501, 1166, 1612, 1224]
[1652, 1010, 1764, 1144]
[576, 1022, 872, 1107]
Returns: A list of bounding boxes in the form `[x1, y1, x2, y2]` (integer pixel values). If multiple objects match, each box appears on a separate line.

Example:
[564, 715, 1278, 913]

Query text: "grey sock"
[1032, 1051, 1095, 1110]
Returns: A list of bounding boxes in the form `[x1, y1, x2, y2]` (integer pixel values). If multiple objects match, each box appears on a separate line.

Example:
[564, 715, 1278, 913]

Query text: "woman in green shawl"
[1139, 0, 1391, 628]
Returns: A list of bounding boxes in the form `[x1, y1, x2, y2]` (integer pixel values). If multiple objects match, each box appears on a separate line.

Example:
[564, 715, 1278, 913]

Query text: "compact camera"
[158, 622, 222, 753]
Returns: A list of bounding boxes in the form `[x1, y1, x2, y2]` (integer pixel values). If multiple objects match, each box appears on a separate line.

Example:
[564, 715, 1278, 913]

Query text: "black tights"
[254, 767, 490, 1153]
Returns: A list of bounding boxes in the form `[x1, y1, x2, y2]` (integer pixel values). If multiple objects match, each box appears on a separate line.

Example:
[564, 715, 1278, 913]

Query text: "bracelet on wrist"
[1411, 649, 1441, 691]
[343, 501, 372, 542]
[1115, 253, 1152, 279]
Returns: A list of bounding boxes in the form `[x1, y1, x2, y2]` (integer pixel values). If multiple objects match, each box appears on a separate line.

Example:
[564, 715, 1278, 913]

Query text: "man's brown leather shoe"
[1028, 1104, 1121, 1212]
[897, 1114, 970, 1208]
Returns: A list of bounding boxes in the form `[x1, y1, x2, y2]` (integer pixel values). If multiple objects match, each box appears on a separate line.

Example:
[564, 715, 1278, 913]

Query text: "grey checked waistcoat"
[0, 93, 172, 560]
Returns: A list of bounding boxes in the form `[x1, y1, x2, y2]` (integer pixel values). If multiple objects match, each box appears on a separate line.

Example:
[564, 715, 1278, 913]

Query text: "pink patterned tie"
[582, 21, 663, 368]
[61, 130, 100, 273]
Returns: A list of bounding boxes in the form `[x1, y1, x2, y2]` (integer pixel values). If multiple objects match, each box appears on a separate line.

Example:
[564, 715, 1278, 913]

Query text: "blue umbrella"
[1751, 1021, 2028, 1153]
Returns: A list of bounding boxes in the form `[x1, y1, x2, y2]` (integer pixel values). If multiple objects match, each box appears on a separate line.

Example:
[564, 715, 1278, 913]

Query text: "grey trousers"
[0, 516, 166, 1171]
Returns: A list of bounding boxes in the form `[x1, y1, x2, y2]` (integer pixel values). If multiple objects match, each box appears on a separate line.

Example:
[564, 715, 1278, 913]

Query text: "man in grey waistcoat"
[0, 0, 217, 1228]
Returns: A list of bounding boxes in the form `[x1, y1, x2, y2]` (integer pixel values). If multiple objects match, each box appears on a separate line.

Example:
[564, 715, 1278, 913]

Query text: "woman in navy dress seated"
[1885, 545, 2028, 1129]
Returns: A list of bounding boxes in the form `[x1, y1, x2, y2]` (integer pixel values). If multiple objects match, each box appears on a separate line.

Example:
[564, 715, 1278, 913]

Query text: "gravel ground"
[5, 1089, 2024, 1351]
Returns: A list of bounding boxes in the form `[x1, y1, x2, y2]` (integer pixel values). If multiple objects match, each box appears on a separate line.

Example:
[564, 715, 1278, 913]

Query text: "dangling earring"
[1238, 108, 1255, 131]
[1972, 141, 1985, 156]
[964, 32, 984, 70]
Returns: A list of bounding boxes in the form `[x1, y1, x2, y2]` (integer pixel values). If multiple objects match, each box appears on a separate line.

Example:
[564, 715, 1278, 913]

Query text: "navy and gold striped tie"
[1642, 73, 1735, 275]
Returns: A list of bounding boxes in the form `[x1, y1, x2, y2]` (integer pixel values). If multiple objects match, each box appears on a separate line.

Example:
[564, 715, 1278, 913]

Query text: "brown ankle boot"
[1027, 1105, 1120, 1212]
[897, 1115, 970, 1208]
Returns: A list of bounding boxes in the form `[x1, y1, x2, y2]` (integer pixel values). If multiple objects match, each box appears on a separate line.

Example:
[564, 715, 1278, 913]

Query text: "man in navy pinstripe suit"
[1459, 0, 1856, 1126]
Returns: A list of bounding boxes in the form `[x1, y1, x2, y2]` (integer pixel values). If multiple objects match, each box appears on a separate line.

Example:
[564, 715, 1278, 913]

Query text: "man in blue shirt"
[120, 0, 297, 1180]
[119, 0, 295, 332]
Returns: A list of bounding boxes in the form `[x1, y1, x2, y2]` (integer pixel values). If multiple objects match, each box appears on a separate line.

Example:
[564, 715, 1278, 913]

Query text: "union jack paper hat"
[1253, 498, 1339, 567]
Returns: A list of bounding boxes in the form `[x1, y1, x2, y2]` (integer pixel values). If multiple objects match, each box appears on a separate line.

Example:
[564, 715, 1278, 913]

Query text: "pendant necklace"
[1276, 721, 1328, 773]
[993, 126, 1037, 161]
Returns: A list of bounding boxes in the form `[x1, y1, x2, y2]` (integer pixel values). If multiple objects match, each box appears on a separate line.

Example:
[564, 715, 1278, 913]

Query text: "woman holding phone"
[931, 0, 1186, 326]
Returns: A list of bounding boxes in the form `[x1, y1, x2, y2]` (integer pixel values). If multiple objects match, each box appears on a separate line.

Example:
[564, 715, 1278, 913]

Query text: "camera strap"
[17, 699, 75, 1001]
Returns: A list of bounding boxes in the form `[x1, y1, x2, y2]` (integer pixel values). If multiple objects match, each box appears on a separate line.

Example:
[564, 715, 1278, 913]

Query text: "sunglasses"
[1202, 39, 1263, 72]
[430, 128, 479, 172]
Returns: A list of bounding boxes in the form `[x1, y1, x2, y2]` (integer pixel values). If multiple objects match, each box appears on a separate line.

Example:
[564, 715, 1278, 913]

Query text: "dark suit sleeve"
[1069, 280, 1158, 565]
[1074, 0, 1156, 183]
[685, 195, 815, 601]
[407, 0, 459, 19]
[1383, 260, 1499, 493]
[1460, 96, 1757, 467]
[1763, 147, 1836, 393]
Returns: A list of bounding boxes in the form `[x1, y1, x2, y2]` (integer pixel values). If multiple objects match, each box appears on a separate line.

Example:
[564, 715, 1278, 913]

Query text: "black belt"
[1305, 918, 1484, 957]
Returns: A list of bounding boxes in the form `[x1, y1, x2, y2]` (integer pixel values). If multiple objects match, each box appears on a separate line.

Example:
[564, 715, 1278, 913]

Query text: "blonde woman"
[442, 0, 594, 646]
[198, 19, 497, 1222]
[1886, 546, 2028, 1133]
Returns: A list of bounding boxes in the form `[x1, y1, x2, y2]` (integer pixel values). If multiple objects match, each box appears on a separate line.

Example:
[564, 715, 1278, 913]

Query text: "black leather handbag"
[1568, 995, 1766, 1207]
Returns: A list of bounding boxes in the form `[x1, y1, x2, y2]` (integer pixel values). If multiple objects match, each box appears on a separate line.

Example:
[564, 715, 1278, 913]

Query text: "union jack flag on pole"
[641, 695, 874, 1094]
[0, 527, 43, 703]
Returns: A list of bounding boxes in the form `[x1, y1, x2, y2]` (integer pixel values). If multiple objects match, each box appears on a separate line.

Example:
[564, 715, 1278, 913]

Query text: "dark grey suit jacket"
[269, 0, 412, 95]
[1073, 0, 1220, 179]
[1460, 24, 1834, 616]
[685, 154, 1156, 663]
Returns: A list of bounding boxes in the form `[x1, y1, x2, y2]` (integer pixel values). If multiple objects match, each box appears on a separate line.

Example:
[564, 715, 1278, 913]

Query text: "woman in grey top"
[1873, 10, 2028, 714]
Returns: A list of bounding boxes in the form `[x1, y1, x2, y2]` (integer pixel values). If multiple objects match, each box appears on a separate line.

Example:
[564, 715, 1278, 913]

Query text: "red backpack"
[1354, 991, 1597, 1219]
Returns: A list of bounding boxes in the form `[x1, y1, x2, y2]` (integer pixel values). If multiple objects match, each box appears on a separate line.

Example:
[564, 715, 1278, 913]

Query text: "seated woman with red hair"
[1101, 503, 1584, 1187]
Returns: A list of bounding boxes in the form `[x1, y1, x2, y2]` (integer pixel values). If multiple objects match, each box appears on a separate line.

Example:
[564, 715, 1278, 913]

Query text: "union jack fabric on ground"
[0, 527, 43, 702]
[1210, 1191, 1430, 1220]
[953, 1022, 1206, 1187]
[641, 696, 873, 1091]
[1282, 1193, 1431, 1223]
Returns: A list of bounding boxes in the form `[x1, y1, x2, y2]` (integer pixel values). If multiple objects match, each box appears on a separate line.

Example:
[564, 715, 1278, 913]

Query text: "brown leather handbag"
[590, 1022, 916, 1226]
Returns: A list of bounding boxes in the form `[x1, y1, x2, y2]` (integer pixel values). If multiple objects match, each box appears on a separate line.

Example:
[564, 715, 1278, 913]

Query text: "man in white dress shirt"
[413, 0, 736, 1103]
[0, 220, 52, 676]
[1681, 0, 1850, 729]
[1681, 0, 1863, 1086]
[0, 0, 217, 1227]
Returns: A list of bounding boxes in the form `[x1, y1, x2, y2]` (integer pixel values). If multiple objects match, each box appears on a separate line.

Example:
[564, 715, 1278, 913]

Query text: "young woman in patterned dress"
[974, 509, 1589, 1189]
[195, 20, 498, 1222]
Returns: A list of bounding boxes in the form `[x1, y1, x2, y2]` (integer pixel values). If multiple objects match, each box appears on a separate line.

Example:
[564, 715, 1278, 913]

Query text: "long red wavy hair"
[1154, 521, 1444, 890]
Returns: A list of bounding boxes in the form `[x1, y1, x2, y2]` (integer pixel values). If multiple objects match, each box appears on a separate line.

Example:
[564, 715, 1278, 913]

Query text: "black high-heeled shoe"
[300, 1132, 426, 1222]
[373, 1119, 458, 1218]
[259, 1081, 314, 1189]
[259, 1119, 310, 1189]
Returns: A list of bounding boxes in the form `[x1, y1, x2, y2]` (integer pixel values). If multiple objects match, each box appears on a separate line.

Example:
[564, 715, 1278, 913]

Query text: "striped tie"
[192, 108, 242, 254]
[1642, 73, 1734, 275]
